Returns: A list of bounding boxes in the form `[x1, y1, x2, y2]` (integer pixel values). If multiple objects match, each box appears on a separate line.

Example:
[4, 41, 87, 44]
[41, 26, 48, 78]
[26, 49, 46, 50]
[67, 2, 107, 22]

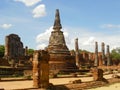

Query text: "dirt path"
[0, 73, 120, 90]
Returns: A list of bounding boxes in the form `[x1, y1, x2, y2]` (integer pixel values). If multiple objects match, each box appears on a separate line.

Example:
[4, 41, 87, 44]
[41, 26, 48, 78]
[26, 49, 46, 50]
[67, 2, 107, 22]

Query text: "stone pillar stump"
[33, 50, 49, 89]
[92, 68, 104, 81]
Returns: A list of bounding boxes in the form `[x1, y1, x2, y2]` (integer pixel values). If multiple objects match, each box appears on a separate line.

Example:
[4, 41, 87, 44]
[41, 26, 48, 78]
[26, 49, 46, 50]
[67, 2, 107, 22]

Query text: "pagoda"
[47, 9, 78, 73]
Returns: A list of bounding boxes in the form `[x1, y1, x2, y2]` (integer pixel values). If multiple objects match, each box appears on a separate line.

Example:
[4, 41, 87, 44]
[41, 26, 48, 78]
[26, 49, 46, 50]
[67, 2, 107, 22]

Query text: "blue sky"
[0, 0, 120, 52]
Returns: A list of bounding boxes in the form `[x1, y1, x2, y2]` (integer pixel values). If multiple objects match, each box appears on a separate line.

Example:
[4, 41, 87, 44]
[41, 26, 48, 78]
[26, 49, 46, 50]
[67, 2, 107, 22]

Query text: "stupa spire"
[53, 9, 62, 30]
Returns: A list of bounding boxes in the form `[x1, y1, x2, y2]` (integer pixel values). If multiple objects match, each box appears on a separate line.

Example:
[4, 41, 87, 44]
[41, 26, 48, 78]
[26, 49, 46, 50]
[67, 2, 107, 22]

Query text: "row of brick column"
[94, 42, 112, 67]
[74, 38, 112, 67]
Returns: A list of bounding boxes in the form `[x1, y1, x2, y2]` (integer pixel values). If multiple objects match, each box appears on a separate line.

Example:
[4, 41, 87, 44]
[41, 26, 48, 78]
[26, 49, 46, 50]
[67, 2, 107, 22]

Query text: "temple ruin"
[47, 9, 78, 73]
[2, 34, 33, 68]
[4, 34, 25, 59]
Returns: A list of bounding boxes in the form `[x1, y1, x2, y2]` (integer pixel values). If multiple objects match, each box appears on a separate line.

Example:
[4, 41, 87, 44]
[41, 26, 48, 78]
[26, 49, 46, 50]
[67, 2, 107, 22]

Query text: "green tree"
[28, 49, 34, 56]
[111, 48, 120, 65]
[0, 45, 5, 57]
[111, 49, 120, 60]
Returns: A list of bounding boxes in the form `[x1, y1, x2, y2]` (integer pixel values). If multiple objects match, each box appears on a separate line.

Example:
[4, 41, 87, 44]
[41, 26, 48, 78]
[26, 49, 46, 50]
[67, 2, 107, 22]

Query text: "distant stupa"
[47, 9, 77, 72]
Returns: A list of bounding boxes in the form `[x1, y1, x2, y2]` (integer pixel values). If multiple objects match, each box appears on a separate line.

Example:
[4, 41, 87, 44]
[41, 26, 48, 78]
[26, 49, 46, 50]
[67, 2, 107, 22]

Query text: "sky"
[0, 0, 120, 52]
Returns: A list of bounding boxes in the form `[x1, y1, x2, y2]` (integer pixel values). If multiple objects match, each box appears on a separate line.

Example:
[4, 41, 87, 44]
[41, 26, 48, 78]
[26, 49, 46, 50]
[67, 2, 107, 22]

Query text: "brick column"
[75, 38, 80, 67]
[101, 42, 106, 65]
[98, 53, 102, 66]
[94, 42, 99, 67]
[106, 45, 111, 66]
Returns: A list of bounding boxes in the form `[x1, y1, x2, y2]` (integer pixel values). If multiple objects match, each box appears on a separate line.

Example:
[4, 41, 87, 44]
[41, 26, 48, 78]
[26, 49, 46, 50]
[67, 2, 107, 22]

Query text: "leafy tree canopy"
[0, 45, 5, 57]
[28, 48, 34, 55]
[111, 48, 120, 61]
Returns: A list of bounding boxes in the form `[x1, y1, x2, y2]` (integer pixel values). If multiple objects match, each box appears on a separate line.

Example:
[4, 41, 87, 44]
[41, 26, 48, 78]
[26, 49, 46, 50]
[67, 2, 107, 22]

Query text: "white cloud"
[14, 0, 46, 18]
[83, 37, 95, 46]
[36, 26, 70, 50]
[62, 27, 120, 52]
[36, 26, 53, 50]
[32, 4, 46, 18]
[36, 26, 53, 43]
[62, 28, 71, 44]
[101, 24, 120, 29]
[36, 26, 120, 52]
[36, 43, 47, 50]
[15, 0, 41, 7]
[0, 24, 13, 29]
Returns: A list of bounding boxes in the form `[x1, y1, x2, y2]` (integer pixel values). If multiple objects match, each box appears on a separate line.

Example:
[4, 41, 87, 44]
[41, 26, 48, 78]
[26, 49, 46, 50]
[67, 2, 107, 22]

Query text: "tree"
[111, 49, 120, 60]
[111, 48, 120, 65]
[28, 49, 34, 56]
[0, 45, 5, 57]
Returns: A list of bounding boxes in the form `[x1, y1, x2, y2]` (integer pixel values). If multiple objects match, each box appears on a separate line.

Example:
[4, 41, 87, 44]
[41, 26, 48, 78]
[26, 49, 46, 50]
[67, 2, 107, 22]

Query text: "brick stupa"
[47, 9, 78, 73]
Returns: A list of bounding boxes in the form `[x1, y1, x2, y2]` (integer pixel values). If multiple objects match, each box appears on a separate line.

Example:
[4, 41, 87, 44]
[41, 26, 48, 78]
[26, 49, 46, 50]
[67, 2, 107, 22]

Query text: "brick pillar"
[92, 68, 104, 81]
[101, 42, 106, 65]
[75, 38, 80, 67]
[98, 53, 102, 66]
[33, 51, 39, 88]
[33, 50, 49, 88]
[106, 45, 111, 66]
[94, 42, 99, 67]
[25, 46, 28, 56]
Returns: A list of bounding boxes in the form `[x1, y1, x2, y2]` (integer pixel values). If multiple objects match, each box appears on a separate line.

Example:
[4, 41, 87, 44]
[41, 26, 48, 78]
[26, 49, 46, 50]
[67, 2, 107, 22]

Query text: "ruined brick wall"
[89, 53, 95, 61]
[0, 58, 10, 66]
[82, 52, 89, 61]
[4, 34, 25, 59]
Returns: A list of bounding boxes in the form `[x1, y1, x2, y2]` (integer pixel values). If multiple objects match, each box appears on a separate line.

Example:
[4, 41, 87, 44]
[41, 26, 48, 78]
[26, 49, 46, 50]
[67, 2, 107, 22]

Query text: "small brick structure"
[33, 50, 49, 89]
[92, 68, 104, 81]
